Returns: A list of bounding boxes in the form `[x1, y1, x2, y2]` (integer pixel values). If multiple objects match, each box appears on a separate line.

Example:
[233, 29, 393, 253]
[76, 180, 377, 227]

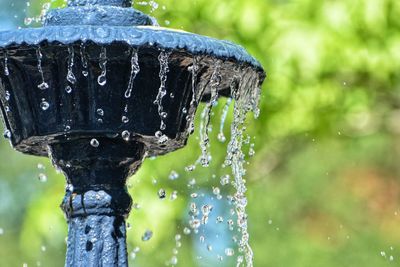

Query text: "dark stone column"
[49, 138, 145, 267]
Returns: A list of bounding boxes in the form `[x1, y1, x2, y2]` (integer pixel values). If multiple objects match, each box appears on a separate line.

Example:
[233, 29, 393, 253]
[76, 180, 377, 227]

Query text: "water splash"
[199, 61, 222, 167]
[97, 47, 107, 86]
[153, 50, 171, 131]
[36, 47, 49, 90]
[124, 48, 140, 98]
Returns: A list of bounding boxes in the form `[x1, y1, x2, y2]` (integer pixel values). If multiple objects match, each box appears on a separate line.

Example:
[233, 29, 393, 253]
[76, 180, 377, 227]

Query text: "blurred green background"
[1, 0, 400, 266]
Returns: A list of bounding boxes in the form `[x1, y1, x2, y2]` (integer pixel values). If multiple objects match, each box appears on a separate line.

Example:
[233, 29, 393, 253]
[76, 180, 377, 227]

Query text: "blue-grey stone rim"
[0, 26, 263, 69]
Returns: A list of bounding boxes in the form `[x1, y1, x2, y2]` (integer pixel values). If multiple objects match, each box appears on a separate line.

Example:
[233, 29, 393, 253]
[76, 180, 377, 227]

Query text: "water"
[153, 50, 171, 132]
[141, 230, 153, 241]
[186, 56, 201, 135]
[40, 98, 49, 111]
[218, 98, 232, 143]
[225, 68, 261, 267]
[78, 44, 89, 77]
[36, 47, 49, 90]
[199, 61, 222, 167]
[97, 47, 107, 86]
[125, 48, 140, 98]
[66, 46, 76, 85]
[3, 52, 9, 76]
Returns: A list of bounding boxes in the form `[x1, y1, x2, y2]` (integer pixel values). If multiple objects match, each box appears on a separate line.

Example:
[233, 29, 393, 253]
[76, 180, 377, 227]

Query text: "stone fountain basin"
[0, 26, 265, 158]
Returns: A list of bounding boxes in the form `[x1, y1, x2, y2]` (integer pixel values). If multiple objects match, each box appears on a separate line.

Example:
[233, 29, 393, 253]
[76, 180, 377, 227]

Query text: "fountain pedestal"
[50, 139, 145, 266]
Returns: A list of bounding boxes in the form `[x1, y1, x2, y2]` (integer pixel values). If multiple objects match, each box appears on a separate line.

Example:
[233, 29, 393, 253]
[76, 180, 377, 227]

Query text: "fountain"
[0, 0, 265, 266]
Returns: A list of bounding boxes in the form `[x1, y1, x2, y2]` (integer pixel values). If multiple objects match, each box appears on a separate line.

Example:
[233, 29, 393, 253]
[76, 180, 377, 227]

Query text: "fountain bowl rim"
[0, 25, 264, 72]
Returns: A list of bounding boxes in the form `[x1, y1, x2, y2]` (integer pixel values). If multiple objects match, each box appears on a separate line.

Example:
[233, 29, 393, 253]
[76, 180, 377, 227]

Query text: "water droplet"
[220, 174, 230, 186]
[122, 130, 130, 141]
[38, 173, 47, 182]
[132, 203, 141, 210]
[170, 190, 178, 201]
[38, 82, 49, 90]
[0, 228, 4, 235]
[24, 17, 33, 26]
[169, 170, 179, 180]
[40, 99, 49, 110]
[158, 188, 166, 199]
[217, 133, 226, 143]
[98, 75, 106, 86]
[183, 227, 191, 235]
[141, 230, 153, 241]
[189, 219, 201, 229]
[225, 248, 235, 256]
[96, 108, 104, 116]
[5, 91, 10, 101]
[212, 187, 220, 195]
[37, 163, 45, 170]
[40, 245, 46, 252]
[185, 165, 196, 172]
[90, 138, 99, 147]
[122, 116, 129, 124]
[65, 85, 72, 94]
[170, 256, 178, 265]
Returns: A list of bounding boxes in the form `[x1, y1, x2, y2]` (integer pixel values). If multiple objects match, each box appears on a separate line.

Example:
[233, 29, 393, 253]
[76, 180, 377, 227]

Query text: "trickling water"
[97, 47, 107, 86]
[218, 98, 232, 143]
[80, 44, 89, 77]
[66, 46, 76, 85]
[36, 47, 49, 90]
[124, 48, 140, 98]
[3, 52, 9, 76]
[225, 68, 261, 267]
[199, 61, 222, 167]
[186, 56, 200, 135]
[153, 50, 171, 132]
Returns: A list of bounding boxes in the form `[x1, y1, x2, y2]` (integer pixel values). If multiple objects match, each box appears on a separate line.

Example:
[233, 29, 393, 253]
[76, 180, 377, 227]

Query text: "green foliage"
[1, 0, 400, 266]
